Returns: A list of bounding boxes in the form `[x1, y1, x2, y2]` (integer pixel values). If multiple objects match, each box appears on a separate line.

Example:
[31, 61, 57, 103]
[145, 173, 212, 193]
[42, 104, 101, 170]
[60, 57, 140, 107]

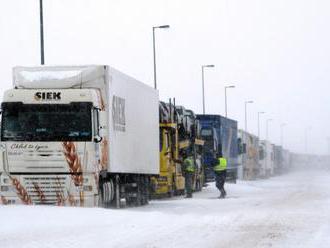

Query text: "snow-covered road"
[1, 170, 330, 248]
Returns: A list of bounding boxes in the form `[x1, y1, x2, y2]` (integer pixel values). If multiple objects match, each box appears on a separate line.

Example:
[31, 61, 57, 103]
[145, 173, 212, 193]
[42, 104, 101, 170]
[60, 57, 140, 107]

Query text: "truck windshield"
[1, 102, 93, 141]
[201, 129, 213, 138]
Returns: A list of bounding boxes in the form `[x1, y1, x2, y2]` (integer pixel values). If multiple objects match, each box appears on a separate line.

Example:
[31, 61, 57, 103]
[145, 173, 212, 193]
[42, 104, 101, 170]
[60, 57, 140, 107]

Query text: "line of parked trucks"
[0, 65, 293, 208]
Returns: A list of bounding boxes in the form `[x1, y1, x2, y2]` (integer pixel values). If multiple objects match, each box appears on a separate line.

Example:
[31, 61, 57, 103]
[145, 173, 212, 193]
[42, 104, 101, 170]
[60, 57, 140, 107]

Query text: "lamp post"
[266, 118, 273, 140]
[152, 25, 170, 89]
[39, 0, 45, 65]
[244, 100, 254, 132]
[280, 123, 287, 147]
[201, 64, 215, 114]
[257, 111, 265, 139]
[224, 85, 235, 117]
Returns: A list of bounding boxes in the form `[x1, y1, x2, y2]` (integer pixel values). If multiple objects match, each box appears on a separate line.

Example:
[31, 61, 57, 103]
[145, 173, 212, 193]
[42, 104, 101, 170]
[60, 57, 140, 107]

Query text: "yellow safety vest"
[214, 157, 227, 172]
[184, 157, 195, 172]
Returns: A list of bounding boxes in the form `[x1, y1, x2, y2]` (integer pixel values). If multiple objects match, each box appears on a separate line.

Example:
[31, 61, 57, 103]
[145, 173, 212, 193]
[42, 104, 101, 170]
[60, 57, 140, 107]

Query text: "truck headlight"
[1, 185, 9, 191]
[83, 185, 93, 191]
[0, 143, 6, 151]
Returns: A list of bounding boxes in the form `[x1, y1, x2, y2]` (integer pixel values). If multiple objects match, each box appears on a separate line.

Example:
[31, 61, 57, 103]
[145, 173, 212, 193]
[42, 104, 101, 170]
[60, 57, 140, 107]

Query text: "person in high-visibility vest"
[213, 151, 227, 198]
[182, 151, 195, 198]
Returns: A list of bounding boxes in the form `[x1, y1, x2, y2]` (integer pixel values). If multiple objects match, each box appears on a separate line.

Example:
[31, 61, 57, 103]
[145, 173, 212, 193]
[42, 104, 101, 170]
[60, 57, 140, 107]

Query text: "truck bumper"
[0, 173, 99, 207]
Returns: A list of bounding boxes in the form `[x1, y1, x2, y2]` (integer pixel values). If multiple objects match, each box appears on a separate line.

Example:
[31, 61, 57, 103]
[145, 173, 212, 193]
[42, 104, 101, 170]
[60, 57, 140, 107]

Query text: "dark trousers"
[185, 172, 193, 196]
[215, 170, 227, 196]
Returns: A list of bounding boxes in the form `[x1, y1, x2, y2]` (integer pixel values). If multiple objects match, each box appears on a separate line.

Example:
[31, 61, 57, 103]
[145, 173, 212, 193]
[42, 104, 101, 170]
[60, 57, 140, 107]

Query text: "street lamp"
[280, 123, 287, 147]
[224, 85, 235, 117]
[152, 25, 170, 89]
[266, 118, 273, 140]
[257, 111, 265, 139]
[201, 64, 215, 114]
[39, 0, 45, 65]
[244, 100, 254, 132]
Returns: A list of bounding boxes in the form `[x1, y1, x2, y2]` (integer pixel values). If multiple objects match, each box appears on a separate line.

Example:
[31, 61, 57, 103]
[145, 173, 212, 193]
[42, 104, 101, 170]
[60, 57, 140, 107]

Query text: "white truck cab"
[0, 65, 159, 207]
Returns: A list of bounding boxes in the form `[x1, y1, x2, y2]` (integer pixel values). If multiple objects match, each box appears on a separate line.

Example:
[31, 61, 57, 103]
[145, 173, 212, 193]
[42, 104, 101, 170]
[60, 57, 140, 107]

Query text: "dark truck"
[196, 115, 238, 182]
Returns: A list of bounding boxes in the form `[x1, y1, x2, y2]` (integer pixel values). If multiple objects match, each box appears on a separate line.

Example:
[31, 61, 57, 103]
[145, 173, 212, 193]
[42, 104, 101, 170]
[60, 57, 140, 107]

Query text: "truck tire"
[196, 179, 202, 191]
[135, 176, 143, 207]
[141, 176, 149, 205]
[101, 179, 115, 208]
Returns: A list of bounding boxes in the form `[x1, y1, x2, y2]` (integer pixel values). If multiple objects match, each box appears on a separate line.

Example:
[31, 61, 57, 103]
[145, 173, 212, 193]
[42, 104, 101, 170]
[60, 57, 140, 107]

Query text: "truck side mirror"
[240, 143, 247, 154]
[238, 145, 242, 154]
[94, 135, 103, 143]
[259, 149, 265, 160]
[237, 138, 244, 155]
[237, 137, 246, 155]
[191, 124, 196, 139]
[99, 111, 107, 130]
[93, 109, 108, 140]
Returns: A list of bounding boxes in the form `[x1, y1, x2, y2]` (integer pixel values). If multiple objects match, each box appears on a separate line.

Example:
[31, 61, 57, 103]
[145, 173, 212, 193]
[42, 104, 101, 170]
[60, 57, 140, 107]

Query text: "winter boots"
[219, 189, 227, 199]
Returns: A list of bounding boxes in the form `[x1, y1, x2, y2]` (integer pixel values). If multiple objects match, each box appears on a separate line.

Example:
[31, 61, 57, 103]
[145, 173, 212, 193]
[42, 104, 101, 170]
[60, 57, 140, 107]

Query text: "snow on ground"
[1, 169, 330, 248]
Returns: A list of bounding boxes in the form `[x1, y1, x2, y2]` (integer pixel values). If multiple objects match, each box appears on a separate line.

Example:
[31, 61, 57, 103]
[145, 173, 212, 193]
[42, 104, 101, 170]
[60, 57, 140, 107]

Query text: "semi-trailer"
[176, 106, 204, 191]
[273, 145, 283, 175]
[259, 140, 274, 178]
[0, 65, 159, 207]
[198, 126, 218, 182]
[151, 101, 185, 197]
[197, 115, 238, 182]
[151, 101, 204, 197]
[238, 130, 260, 180]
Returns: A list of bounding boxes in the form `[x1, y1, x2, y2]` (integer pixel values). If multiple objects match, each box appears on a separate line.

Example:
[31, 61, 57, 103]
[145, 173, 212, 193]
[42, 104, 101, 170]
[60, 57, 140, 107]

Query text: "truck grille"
[23, 176, 67, 205]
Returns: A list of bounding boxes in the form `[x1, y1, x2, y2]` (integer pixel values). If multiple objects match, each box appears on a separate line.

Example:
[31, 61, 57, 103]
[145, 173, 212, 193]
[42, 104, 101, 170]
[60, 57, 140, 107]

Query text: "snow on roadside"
[1, 170, 330, 248]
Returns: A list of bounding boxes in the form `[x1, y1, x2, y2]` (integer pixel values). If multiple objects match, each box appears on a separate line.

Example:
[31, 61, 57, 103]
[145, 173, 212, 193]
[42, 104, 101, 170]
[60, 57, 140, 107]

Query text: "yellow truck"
[151, 123, 185, 197]
[151, 101, 204, 197]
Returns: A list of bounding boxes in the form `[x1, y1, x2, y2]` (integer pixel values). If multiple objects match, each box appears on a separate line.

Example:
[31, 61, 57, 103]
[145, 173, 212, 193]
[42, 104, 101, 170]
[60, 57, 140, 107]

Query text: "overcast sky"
[1, 0, 329, 154]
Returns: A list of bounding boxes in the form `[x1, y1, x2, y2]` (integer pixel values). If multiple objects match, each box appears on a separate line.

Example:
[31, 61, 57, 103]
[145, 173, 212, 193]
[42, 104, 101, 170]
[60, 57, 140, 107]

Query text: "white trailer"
[0, 65, 159, 207]
[238, 130, 260, 180]
[259, 140, 274, 178]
